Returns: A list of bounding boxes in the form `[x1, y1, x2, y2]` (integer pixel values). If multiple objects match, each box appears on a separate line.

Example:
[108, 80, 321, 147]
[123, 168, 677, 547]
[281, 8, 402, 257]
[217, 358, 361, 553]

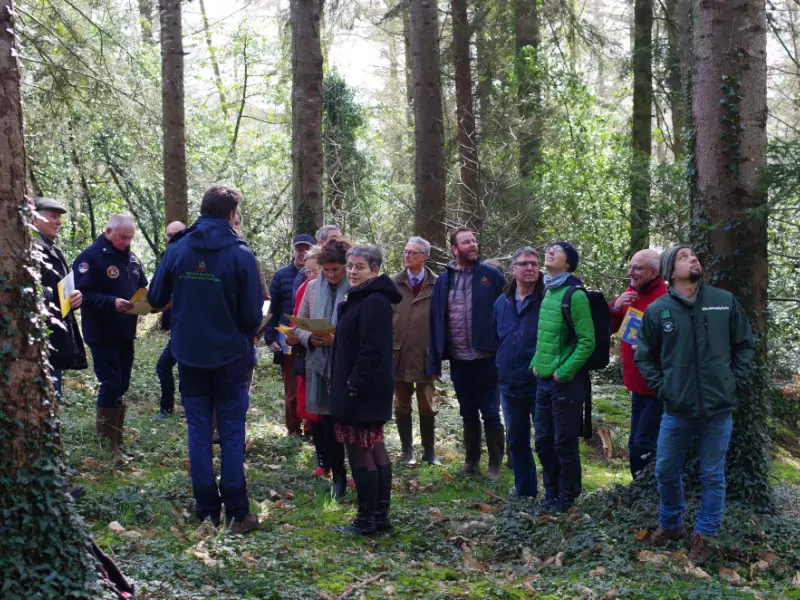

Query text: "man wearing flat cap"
[264, 233, 315, 435]
[33, 197, 87, 400]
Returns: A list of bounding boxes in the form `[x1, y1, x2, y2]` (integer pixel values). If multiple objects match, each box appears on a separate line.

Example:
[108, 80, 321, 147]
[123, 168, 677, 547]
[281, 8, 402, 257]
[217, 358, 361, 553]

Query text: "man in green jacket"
[634, 246, 754, 565]
[531, 241, 595, 512]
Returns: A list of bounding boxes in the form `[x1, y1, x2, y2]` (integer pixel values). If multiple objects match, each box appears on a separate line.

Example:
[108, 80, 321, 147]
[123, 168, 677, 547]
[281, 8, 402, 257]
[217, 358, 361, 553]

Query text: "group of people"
[34, 186, 755, 560]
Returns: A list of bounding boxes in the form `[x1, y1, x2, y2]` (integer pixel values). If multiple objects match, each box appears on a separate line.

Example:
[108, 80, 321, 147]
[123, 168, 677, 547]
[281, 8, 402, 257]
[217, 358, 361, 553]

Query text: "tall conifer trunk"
[630, 0, 653, 253]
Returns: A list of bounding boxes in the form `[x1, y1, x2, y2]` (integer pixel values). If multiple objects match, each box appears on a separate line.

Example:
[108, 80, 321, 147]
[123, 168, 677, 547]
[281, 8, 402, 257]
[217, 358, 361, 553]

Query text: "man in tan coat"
[393, 236, 441, 466]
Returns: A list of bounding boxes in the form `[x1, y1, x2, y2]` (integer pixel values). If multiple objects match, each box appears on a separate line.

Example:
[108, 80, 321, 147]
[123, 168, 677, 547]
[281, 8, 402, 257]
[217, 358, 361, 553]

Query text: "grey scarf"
[544, 271, 571, 290]
[306, 276, 349, 415]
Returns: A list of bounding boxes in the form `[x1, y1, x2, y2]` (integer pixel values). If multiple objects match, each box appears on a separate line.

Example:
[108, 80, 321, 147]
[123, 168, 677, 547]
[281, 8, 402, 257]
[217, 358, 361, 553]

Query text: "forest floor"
[59, 324, 800, 599]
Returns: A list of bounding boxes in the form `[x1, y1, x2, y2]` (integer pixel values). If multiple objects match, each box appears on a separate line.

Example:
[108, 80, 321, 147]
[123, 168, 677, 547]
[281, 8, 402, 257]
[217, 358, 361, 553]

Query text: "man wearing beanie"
[609, 249, 667, 478]
[635, 246, 754, 564]
[531, 241, 595, 512]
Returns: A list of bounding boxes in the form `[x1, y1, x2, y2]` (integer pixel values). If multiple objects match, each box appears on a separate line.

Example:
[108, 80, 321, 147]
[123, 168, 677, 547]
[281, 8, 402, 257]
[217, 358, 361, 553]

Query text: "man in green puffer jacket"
[634, 245, 754, 565]
[530, 241, 595, 512]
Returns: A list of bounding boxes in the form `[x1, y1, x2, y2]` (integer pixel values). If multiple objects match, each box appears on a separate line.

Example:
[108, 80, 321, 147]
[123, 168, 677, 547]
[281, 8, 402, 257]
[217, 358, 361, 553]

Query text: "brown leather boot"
[96, 407, 121, 452]
[646, 525, 688, 546]
[688, 532, 713, 565]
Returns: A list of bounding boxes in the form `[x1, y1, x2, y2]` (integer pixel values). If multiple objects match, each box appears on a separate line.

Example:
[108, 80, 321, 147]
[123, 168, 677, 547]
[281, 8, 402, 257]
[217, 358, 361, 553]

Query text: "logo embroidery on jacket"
[78, 262, 89, 274]
[663, 321, 674, 333]
[197, 261, 207, 273]
[106, 265, 120, 279]
[481, 276, 489, 285]
[702, 306, 730, 311]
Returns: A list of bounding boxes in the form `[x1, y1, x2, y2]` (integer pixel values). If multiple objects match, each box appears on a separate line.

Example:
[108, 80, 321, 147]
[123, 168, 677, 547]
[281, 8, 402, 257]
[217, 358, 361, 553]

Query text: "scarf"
[543, 271, 571, 290]
[306, 276, 350, 415]
[670, 280, 703, 306]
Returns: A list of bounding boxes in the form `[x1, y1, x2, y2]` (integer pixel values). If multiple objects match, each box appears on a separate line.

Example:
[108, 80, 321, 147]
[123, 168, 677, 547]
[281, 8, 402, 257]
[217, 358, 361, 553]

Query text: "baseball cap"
[292, 234, 315, 248]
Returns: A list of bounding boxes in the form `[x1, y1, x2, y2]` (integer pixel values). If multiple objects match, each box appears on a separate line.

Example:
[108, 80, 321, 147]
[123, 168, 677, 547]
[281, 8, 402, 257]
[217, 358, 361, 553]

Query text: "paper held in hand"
[128, 288, 154, 316]
[256, 301, 272, 337]
[57, 271, 75, 318]
[616, 307, 644, 345]
[287, 314, 335, 334]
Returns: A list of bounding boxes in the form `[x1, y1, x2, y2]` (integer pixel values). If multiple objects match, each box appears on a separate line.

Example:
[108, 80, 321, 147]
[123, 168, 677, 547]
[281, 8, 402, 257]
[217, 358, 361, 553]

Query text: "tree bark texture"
[692, 0, 770, 506]
[410, 0, 446, 254]
[0, 3, 103, 594]
[451, 0, 481, 230]
[403, 8, 414, 131]
[291, 0, 325, 235]
[160, 0, 189, 225]
[515, 0, 541, 178]
[665, 0, 684, 158]
[630, 0, 653, 254]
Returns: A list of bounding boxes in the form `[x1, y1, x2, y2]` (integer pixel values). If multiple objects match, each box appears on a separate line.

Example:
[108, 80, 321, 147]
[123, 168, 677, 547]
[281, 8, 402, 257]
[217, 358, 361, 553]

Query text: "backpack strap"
[561, 285, 585, 337]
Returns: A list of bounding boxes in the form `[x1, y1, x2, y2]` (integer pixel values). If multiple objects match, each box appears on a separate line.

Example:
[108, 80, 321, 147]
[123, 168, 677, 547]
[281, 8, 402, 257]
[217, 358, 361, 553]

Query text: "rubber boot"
[420, 415, 441, 466]
[335, 467, 377, 535]
[396, 415, 416, 466]
[461, 422, 482, 475]
[311, 420, 329, 471]
[374, 464, 393, 532]
[485, 425, 505, 480]
[332, 469, 348, 501]
[96, 407, 120, 452]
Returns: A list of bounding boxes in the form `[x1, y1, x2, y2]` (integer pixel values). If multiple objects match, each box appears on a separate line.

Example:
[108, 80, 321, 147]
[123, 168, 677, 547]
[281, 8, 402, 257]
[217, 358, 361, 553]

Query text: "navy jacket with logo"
[72, 235, 148, 344]
[147, 215, 263, 369]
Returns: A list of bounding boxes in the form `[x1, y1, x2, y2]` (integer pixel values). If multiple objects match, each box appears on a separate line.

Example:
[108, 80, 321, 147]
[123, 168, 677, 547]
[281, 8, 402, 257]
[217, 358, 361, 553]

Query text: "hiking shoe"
[228, 513, 259, 535]
[311, 467, 331, 477]
[688, 532, 713, 565]
[646, 525, 688, 546]
[155, 410, 173, 420]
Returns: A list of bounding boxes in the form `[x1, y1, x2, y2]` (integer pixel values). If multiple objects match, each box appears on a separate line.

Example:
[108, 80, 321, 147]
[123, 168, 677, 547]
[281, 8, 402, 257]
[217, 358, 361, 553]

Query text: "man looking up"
[292, 224, 342, 302]
[33, 197, 86, 400]
[148, 186, 263, 534]
[429, 227, 506, 478]
[609, 249, 667, 477]
[531, 241, 595, 512]
[635, 246, 754, 564]
[73, 214, 147, 455]
[155, 220, 186, 419]
[264, 232, 315, 436]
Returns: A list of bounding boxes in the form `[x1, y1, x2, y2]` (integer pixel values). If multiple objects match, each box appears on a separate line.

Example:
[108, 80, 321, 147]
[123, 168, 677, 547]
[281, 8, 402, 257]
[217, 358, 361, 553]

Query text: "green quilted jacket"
[530, 276, 595, 382]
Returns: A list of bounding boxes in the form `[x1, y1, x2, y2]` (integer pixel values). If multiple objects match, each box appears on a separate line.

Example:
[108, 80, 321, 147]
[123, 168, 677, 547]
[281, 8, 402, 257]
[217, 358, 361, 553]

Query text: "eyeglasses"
[545, 245, 565, 255]
[513, 261, 539, 269]
[345, 263, 370, 272]
[402, 250, 426, 256]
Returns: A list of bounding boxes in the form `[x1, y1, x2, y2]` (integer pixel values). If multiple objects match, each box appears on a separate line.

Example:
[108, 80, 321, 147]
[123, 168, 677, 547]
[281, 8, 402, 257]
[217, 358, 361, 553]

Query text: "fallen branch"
[336, 573, 385, 599]
[483, 489, 503, 501]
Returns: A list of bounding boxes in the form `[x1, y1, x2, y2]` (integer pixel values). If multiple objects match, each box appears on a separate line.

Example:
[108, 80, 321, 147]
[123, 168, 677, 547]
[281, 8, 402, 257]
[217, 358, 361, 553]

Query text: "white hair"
[105, 214, 135, 231]
[407, 236, 431, 255]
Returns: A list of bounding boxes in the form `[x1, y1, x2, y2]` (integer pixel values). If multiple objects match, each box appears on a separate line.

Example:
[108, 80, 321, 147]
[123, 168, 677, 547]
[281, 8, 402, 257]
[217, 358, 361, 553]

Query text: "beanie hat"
[659, 245, 691, 282]
[553, 241, 579, 272]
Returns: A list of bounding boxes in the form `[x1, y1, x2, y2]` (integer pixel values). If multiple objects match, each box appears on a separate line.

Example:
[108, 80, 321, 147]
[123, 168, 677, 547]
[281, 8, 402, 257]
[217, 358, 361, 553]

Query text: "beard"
[689, 271, 703, 283]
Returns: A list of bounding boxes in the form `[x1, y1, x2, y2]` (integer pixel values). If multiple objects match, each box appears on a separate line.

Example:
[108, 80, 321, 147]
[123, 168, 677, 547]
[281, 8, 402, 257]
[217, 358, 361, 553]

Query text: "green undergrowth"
[56, 329, 800, 599]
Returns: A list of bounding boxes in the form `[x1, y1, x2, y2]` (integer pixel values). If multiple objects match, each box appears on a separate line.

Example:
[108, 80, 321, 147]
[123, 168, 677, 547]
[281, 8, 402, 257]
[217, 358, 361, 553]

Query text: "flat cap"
[34, 197, 67, 214]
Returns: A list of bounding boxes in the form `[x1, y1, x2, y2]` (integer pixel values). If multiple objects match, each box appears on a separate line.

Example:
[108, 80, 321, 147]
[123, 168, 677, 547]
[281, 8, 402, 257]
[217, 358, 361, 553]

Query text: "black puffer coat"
[36, 232, 87, 370]
[330, 274, 402, 425]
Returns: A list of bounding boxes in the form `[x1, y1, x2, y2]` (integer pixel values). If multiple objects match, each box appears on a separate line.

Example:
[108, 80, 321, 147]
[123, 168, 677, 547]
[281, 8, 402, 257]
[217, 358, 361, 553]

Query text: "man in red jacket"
[610, 249, 667, 478]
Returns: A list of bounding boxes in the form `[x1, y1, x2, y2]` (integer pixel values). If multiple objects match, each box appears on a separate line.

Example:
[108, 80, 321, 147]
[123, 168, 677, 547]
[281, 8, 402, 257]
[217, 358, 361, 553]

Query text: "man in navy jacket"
[148, 186, 263, 534]
[492, 246, 545, 497]
[264, 233, 314, 435]
[428, 227, 506, 477]
[73, 214, 147, 455]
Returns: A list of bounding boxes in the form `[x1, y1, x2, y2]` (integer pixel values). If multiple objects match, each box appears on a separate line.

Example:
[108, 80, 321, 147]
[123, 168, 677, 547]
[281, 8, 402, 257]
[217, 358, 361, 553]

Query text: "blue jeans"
[52, 368, 63, 400]
[179, 356, 251, 522]
[450, 357, 502, 429]
[629, 392, 663, 478]
[156, 339, 178, 413]
[88, 340, 135, 408]
[501, 391, 537, 497]
[655, 412, 733, 536]
[534, 372, 587, 507]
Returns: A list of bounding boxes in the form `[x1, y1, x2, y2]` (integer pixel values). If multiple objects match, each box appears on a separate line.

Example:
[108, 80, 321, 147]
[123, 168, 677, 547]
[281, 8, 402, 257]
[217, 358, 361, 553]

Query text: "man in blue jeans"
[493, 246, 545, 496]
[428, 227, 506, 477]
[155, 220, 186, 419]
[148, 186, 263, 534]
[635, 246, 754, 564]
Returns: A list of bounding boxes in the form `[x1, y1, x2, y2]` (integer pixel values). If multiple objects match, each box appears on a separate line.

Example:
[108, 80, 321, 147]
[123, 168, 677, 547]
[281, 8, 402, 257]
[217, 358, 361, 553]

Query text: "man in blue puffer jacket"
[148, 186, 263, 534]
[492, 246, 545, 497]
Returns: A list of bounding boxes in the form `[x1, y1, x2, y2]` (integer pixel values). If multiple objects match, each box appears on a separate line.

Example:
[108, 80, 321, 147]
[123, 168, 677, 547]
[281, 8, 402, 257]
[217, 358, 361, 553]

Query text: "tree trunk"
[403, 8, 414, 131]
[630, 0, 652, 254]
[0, 3, 103, 593]
[664, 0, 684, 159]
[515, 0, 541, 178]
[160, 0, 189, 225]
[691, 0, 770, 506]
[451, 0, 481, 230]
[291, 0, 325, 235]
[410, 0, 446, 255]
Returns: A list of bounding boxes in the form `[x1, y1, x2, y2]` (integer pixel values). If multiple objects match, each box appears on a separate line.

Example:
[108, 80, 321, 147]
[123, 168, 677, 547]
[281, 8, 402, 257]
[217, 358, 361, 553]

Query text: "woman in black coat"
[330, 245, 401, 535]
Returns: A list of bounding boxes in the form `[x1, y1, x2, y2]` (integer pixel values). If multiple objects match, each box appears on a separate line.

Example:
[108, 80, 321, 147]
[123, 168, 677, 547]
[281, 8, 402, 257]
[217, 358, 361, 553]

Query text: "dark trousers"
[501, 391, 537, 497]
[52, 368, 63, 400]
[89, 340, 135, 408]
[449, 357, 502, 429]
[156, 339, 178, 414]
[629, 391, 663, 478]
[534, 372, 587, 507]
[179, 356, 251, 522]
[281, 355, 301, 434]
